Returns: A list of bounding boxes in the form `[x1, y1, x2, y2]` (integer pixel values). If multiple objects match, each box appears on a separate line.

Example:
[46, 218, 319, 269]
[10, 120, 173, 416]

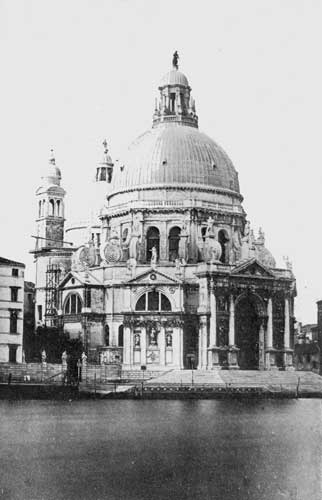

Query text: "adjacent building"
[0, 257, 25, 362]
[31, 55, 296, 371]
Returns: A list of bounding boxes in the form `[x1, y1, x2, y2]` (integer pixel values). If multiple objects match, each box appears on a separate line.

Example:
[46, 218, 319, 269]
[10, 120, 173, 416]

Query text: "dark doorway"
[235, 296, 260, 369]
[9, 346, 17, 363]
[183, 318, 199, 369]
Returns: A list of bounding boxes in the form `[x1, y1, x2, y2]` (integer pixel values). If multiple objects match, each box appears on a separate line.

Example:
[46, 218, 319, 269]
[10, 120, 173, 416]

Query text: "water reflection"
[0, 399, 321, 500]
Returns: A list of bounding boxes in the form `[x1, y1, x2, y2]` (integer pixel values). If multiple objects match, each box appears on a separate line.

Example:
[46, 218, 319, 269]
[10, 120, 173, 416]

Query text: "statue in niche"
[166, 333, 172, 347]
[41, 349, 47, 363]
[129, 216, 141, 260]
[134, 334, 141, 347]
[127, 257, 137, 276]
[230, 229, 242, 263]
[241, 221, 252, 260]
[149, 327, 157, 346]
[151, 246, 157, 267]
[206, 216, 215, 236]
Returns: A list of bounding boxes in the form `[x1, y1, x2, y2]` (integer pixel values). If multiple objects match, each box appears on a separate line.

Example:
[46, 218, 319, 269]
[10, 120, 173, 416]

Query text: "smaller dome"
[43, 150, 61, 185]
[159, 69, 189, 88]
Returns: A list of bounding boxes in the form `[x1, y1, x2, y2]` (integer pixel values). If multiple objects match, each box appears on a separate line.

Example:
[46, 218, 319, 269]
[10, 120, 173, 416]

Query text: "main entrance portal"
[235, 296, 261, 370]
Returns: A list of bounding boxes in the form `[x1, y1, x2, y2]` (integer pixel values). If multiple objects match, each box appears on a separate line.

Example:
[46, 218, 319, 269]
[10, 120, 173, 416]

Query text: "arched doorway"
[235, 294, 262, 369]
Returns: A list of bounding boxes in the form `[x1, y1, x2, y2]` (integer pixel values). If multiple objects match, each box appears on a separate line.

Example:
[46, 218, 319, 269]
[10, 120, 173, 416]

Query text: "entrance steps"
[146, 369, 322, 394]
[146, 369, 225, 386]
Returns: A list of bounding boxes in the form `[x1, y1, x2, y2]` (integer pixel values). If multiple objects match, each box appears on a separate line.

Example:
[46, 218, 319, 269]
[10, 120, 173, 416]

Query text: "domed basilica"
[32, 53, 296, 371]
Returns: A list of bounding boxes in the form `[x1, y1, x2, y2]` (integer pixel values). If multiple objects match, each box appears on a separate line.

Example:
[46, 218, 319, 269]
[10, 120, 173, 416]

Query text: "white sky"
[1, 0, 321, 323]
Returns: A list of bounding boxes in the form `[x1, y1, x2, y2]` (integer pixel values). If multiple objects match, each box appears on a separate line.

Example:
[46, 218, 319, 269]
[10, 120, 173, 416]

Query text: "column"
[123, 326, 131, 365]
[265, 297, 276, 370]
[266, 298, 273, 348]
[227, 295, 239, 369]
[129, 328, 134, 366]
[159, 326, 166, 366]
[198, 315, 207, 369]
[207, 282, 218, 369]
[141, 327, 147, 366]
[178, 327, 184, 369]
[284, 298, 290, 349]
[284, 297, 294, 370]
[228, 295, 235, 346]
[209, 284, 217, 346]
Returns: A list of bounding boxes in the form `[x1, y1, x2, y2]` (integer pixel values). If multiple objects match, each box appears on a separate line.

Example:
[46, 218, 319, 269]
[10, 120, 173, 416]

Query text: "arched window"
[38, 200, 42, 218]
[49, 199, 55, 216]
[146, 227, 160, 262]
[56, 200, 61, 217]
[105, 325, 110, 346]
[64, 294, 82, 314]
[168, 226, 181, 261]
[118, 325, 124, 347]
[42, 200, 46, 216]
[135, 292, 171, 312]
[218, 230, 229, 264]
[201, 227, 207, 242]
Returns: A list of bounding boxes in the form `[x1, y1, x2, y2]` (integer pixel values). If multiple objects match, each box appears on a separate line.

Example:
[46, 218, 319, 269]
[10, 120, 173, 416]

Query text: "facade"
[0, 257, 25, 362]
[23, 281, 35, 361]
[32, 55, 296, 371]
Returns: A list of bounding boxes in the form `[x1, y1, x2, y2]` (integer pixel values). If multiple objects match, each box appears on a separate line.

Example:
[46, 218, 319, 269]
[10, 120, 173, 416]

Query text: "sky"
[1, 0, 321, 323]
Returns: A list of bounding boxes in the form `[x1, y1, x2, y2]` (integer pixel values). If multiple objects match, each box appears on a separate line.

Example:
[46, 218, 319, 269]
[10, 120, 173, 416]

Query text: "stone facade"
[32, 56, 296, 371]
[0, 257, 25, 362]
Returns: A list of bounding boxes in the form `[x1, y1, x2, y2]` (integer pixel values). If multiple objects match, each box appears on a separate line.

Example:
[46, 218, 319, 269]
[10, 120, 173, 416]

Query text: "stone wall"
[0, 362, 64, 383]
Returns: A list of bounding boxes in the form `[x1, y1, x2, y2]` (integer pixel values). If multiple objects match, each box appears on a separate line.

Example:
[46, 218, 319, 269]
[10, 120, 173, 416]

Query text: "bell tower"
[31, 150, 73, 326]
[35, 149, 65, 250]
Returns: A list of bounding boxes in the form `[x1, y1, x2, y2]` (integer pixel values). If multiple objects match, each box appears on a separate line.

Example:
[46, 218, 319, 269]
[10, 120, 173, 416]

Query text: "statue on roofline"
[172, 51, 179, 69]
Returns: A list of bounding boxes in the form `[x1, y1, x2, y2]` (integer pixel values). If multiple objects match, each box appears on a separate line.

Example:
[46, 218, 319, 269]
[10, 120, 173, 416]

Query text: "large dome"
[111, 124, 240, 194]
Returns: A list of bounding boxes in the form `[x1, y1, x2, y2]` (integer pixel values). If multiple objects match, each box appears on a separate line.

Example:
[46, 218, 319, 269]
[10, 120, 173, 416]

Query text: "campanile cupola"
[153, 51, 198, 128]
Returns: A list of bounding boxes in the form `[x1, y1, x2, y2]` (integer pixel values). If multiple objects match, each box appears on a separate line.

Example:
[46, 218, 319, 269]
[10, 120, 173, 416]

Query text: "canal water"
[0, 399, 321, 500]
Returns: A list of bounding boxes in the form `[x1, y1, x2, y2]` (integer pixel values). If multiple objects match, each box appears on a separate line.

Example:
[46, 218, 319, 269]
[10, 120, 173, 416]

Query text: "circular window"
[150, 273, 157, 281]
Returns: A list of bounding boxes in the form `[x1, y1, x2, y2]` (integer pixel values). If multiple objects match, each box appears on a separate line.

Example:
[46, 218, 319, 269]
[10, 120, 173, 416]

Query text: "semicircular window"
[135, 292, 172, 312]
[64, 294, 82, 314]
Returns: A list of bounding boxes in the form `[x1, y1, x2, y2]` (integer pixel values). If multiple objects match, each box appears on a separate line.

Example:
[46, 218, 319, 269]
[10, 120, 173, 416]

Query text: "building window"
[49, 199, 55, 216]
[84, 288, 91, 308]
[38, 200, 42, 217]
[118, 325, 124, 347]
[10, 287, 18, 302]
[64, 294, 82, 314]
[105, 325, 110, 346]
[146, 227, 160, 262]
[135, 292, 171, 312]
[168, 226, 181, 261]
[122, 228, 129, 244]
[10, 310, 18, 333]
[170, 93, 176, 113]
[38, 305, 42, 321]
[56, 200, 61, 217]
[12, 268, 18, 277]
[201, 227, 207, 242]
[9, 346, 17, 363]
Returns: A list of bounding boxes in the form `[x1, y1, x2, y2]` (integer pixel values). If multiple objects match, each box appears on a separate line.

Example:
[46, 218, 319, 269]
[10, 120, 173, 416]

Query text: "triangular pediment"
[58, 270, 101, 289]
[231, 258, 275, 278]
[127, 268, 181, 285]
